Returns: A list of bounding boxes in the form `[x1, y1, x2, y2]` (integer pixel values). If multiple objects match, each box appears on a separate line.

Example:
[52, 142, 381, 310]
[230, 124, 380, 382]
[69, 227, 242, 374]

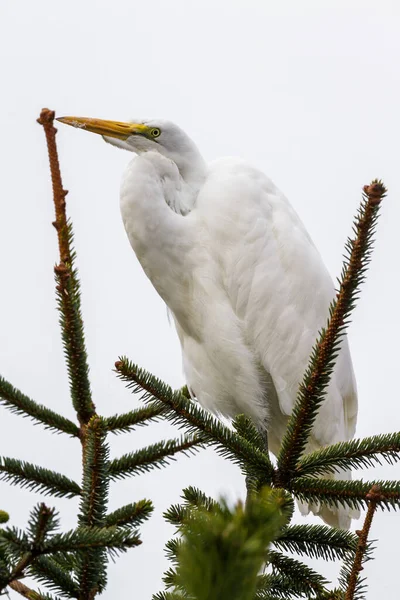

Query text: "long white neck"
[119, 151, 201, 328]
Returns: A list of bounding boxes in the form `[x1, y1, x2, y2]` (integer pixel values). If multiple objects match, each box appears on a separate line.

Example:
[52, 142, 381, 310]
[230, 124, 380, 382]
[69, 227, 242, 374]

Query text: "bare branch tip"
[37, 108, 56, 126]
[363, 180, 387, 205]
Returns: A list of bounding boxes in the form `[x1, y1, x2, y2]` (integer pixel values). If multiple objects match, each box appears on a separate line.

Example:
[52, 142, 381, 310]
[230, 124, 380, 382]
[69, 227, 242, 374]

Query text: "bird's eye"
[150, 128, 161, 138]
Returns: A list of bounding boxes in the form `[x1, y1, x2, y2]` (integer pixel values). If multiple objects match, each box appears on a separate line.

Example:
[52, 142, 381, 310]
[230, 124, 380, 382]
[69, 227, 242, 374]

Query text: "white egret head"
[57, 116, 204, 178]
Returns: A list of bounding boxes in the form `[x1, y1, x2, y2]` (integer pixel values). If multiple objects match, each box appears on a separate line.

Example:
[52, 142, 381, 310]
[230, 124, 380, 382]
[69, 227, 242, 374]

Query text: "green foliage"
[272, 524, 358, 561]
[115, 358, 274, 481]
[295, 432, 400, 478]
[0, 457, 81, 499]
[105, 499, 153, 528]
[0, 377, 79, 437]
[105, 400, 167, 434]
[108, 435, 203, 480]
[171, 488, 290, 600]
[278, 185, 384, 475]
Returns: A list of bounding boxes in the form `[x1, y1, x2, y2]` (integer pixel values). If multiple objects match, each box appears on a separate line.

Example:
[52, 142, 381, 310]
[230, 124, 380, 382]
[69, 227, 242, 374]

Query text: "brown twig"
[9, 580, 44, 599]
[277, 180, 387, 478]
[37, 108, 95, 426]
[345, 485, 381, 600]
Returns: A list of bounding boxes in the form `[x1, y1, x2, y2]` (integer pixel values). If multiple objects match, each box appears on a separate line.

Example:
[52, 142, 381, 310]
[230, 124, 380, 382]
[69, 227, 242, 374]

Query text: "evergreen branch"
[0, 505, 54, 595]
[108, 436, 203, 480]
[295, 432, 400, 478]
[41, 526, 141, 553]
[0, 458, 81, 499]
[163, 505, 189, 527]
[290, 476, 400, 511]
[76, 416, 109, 598]
[153, 592, 188, 600]
[105, 499, 153, 528]
[267, 551, 329, 596]
[232, 415, 266, 452]
[0, 377, 79, 437]
[37, 108, 94, 425]
[277, 181, 386, 478]
[115, 359, 274, 480]
[165, 538, 182, 566]
[29, 556, 80, 598]
[256, 573, 305, 599]
[273, 524, 358, 561]
[341, 486, 380, 600]
[105, 400, 167, 434]
[181, 487, 217, 512]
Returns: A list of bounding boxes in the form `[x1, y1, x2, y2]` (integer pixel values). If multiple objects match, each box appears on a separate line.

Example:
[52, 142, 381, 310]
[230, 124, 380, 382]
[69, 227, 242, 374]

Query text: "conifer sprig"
[37, 108, 94, 425]
[290, 476, 400, 511]
[108, 435, 203, 480]
[0, 458, 81, 499]
[115, 359, 274, 480]
[105, 401, 166, 434]
[278, 181, 386, 478]
[0, 377, 79, 437]
[272, 524, 358, 561]
[105, 499, 153, 528]
[295, 432, 400, 478]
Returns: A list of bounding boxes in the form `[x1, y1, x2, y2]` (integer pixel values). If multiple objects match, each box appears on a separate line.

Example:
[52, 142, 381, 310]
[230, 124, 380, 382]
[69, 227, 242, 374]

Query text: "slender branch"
[345, 486, 380, 600]
[4, 505, 53, 594]
[0, 376, 79, 437]
[277, 180, 387, 479]
[115, 359, 274, 480]
[37, 108, 94, 426]
[9, 580, 43, 599]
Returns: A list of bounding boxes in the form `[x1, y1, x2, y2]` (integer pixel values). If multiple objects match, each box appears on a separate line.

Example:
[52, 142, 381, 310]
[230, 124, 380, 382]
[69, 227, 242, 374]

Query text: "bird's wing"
[196, 157, 357, 446]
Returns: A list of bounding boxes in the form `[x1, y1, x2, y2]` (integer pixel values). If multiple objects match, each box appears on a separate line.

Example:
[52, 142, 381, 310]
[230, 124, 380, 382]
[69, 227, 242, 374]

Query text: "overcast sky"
[1, 1, 400, 598]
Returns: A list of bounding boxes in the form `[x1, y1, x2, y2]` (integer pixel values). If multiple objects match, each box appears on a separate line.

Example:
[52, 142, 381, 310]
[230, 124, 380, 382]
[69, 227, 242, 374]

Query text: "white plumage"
[58, 116, 359, 528]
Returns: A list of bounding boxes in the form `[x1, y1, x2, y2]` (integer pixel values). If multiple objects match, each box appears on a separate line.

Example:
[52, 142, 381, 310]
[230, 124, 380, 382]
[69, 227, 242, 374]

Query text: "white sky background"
[1, 0, 400, 597]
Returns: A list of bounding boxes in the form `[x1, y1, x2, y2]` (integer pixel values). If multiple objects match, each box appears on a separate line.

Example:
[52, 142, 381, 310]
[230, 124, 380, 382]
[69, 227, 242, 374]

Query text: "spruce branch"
[115, 359, 274, 480]
[0, 504, 54, 595]
[29, 556, 80, 598]
[273, 524, 358, 561]
[105, 499, 153, 528]
[108, 435, 203, 481]
[0, 458, 81, 499]
[295, 432, 400, 478]
[277, 180, 386, 479]
[76, 416, 109, 598]
[290, 476, 400, 511]
[0, 377, 79, 437]
[267, 551, 329, 597]
[37, 108, 94, 426]
[341, 486, 380, 600]
[105, 400, 167, 434]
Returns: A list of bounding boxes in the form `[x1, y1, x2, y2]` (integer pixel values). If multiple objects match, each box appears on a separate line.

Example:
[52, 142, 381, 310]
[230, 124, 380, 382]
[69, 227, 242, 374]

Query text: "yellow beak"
[56, 116, 148, 140]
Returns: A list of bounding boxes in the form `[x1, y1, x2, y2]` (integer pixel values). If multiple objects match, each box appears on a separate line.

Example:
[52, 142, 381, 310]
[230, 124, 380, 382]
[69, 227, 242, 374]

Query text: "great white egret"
[58, 116, 358, 528]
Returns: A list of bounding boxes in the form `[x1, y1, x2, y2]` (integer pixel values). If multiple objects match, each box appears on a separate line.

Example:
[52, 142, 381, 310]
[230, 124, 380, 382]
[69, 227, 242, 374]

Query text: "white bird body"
[58, 116, 358, 528]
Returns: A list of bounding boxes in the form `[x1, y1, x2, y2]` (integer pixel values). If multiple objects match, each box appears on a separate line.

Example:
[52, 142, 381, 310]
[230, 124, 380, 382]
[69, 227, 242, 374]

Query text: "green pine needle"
[278, 183, 385, 477]
[0, 458, 81, 499]
[115, 358, 274, 480]
[29, 555, 80, 598]
[0, 377, 79, 437]
[290, 476, 400, 511]
[108, 435, 204, 481]
[106, 400, 167, 434]
[55, 221, 95, 425]
[105, 499, 153, 528]
[295, 432, 400, 478]
[273, 524, 358, 561]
